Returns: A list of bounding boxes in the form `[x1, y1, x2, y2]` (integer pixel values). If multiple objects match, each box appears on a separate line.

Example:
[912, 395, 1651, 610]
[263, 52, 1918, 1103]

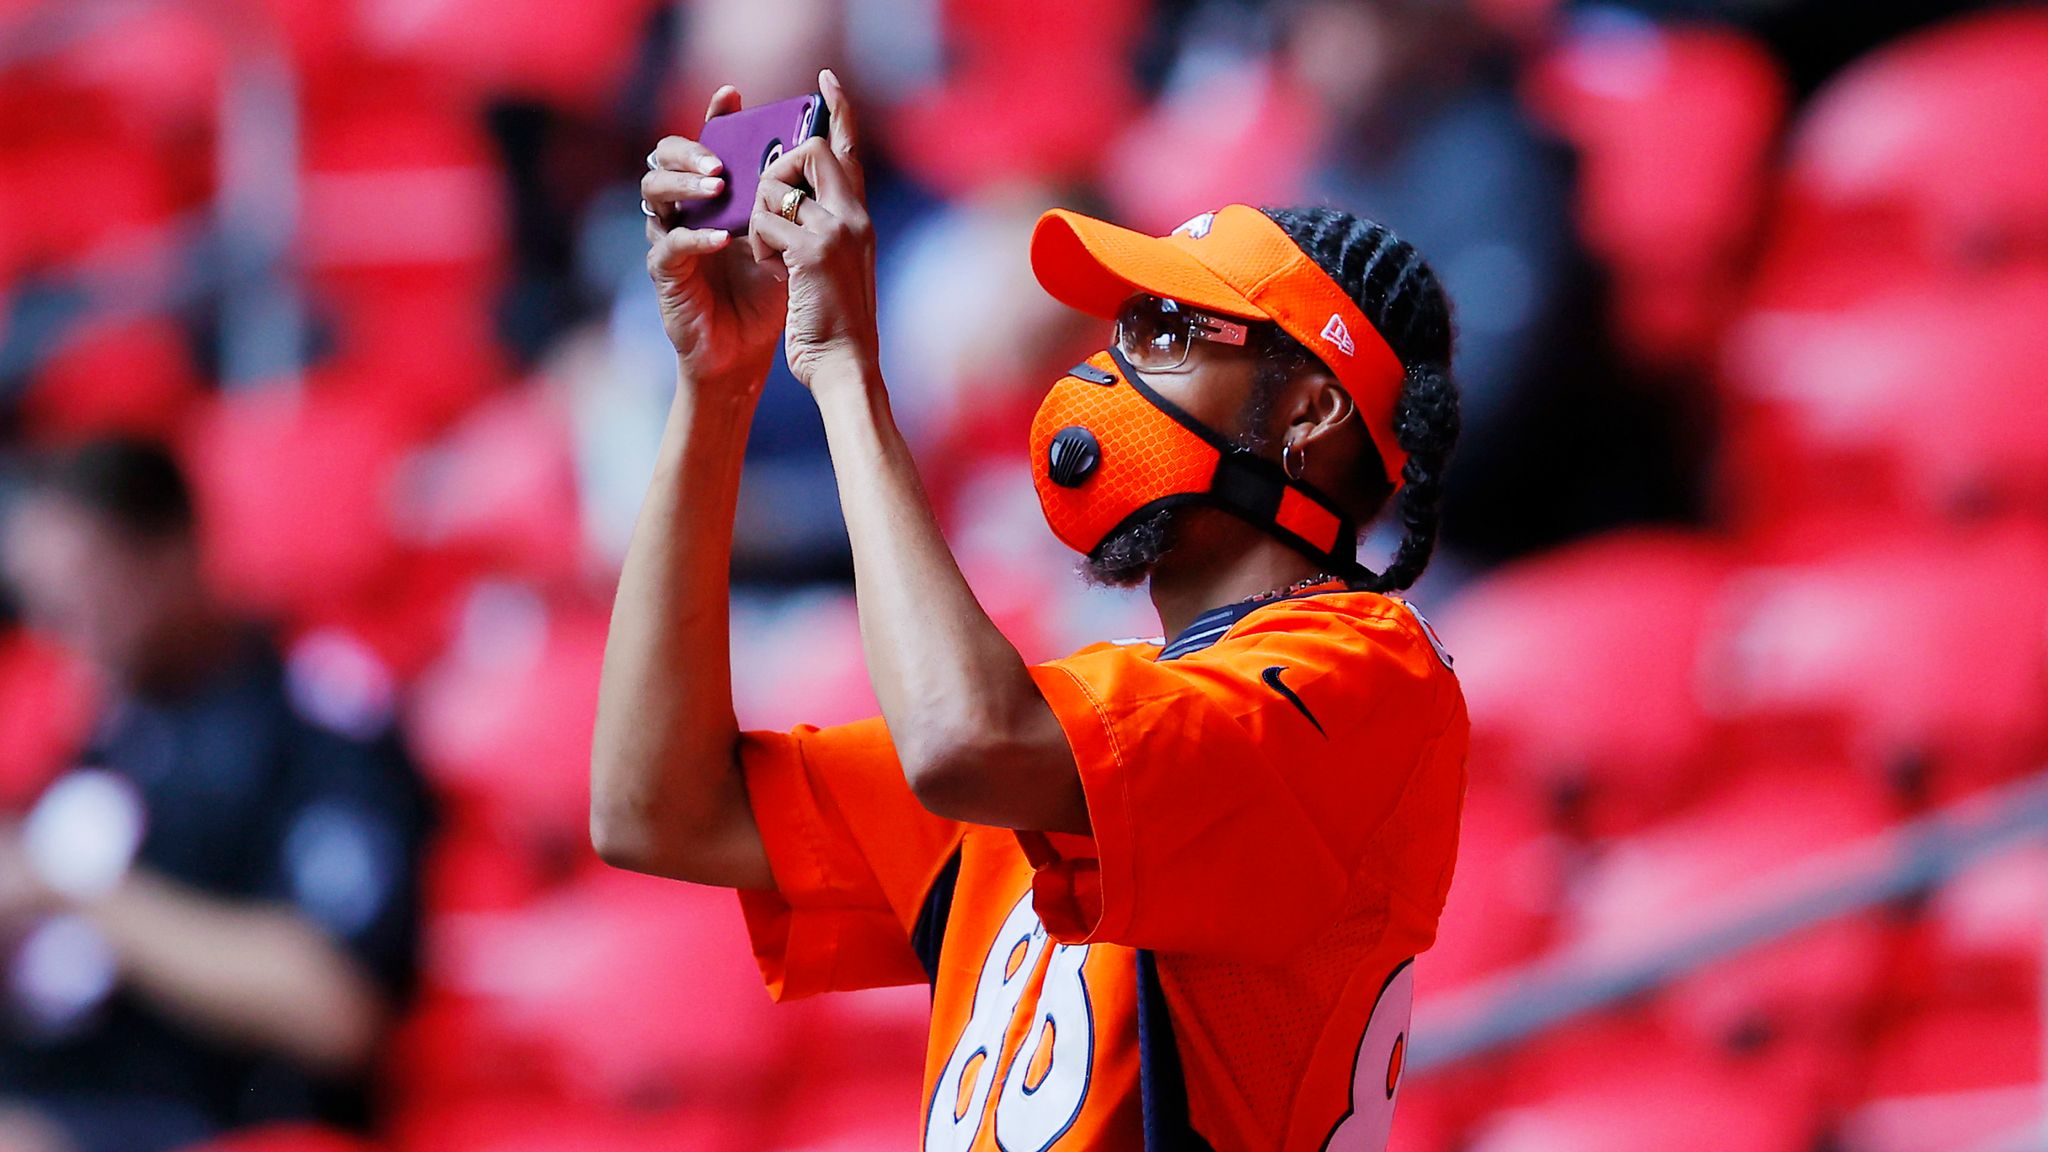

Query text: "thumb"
[819, 69, 865, 199]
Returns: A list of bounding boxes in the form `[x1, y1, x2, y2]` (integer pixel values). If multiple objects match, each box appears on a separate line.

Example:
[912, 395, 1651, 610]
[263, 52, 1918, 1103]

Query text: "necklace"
[1246, 572, 1342, 603]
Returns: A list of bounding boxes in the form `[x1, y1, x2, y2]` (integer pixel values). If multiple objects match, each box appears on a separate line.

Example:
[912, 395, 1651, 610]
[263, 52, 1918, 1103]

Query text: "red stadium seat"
[358, 0, 661, 112]
[1475, 1017, 1817, 1152]
[1560, 763, 1895, 1070]
[1416, 779, 1563, 993]
[1696, 525, 2048, 797]
[1917, 845, 2048, 1008]
[1719, 276, 2048, 539]
[21, 316, 203, 446]
[405, 590, 609, 848]
[408, 867, 820, 1113]
[887, 0, 1145, 197]
[1442, 530, 1735, 834]
[0, 77, 178, 286]
[182, 389, 414, 622]
[1753, 8, 2048, 312]
[1525, 19, 1787, 368]
[1839, 1001, 2041, 1152]
[296, 60, 509, 439]
[394, 1099, 754, 1152]
[388, 388, 586, 587]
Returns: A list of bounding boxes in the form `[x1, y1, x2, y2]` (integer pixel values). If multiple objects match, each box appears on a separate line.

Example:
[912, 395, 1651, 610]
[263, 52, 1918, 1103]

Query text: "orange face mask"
[1029, 347, 1369, 578]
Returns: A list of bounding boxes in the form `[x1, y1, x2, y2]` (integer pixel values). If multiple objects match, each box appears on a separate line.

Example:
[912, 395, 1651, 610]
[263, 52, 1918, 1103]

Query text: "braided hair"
[1259, 206, 1460, 593]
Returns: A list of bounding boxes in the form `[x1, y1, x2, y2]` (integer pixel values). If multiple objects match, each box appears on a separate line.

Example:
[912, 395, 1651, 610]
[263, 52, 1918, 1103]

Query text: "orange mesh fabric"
[1029, 350, 1221, 554]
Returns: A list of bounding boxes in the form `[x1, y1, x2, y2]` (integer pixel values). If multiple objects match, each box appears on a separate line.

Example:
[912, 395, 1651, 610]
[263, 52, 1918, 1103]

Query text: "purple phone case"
[673, 94, 828, 235]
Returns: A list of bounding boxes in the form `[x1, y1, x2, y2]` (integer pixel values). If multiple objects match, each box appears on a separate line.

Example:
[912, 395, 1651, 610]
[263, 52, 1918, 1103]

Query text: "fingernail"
[695, 155, 723, 176]
[701, 176, 724, 193]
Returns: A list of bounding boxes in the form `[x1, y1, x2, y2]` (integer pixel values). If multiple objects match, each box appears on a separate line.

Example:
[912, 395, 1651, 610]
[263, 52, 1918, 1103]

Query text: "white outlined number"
[1321, 959, 1415, 1151]
[926, 891, 1094, 1152]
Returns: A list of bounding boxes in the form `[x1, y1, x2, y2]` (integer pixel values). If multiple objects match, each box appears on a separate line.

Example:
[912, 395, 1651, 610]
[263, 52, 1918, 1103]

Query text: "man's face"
[1080, 328, 1288, 587]
[1, 495, 189, 684]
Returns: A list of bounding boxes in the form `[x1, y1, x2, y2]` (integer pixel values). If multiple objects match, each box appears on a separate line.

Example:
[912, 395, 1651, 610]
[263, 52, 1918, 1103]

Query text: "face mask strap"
[1100, 346, 1372, 581]
[1207, 451, 1369, 580]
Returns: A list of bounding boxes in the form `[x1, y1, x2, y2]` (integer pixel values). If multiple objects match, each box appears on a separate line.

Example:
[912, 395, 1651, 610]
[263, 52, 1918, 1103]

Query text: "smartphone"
[672, 93, 830, 235]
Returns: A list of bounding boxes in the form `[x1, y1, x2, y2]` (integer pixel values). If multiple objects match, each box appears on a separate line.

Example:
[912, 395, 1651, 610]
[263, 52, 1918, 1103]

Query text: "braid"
[1260, 206, 1460, 592]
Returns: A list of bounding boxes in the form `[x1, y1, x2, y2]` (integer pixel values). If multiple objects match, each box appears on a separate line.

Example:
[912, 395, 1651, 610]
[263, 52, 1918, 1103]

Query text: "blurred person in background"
[0, 439, 432, 1152]
[1281, 0, 1682, 564]
[593, 73, 1467, 1150]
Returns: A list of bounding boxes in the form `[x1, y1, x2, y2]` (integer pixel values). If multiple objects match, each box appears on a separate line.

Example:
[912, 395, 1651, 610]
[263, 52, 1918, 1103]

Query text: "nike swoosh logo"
[1261, 665, 1325, 737]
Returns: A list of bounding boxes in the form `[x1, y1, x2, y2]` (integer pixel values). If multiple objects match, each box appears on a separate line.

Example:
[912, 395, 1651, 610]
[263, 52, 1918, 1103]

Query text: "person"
[0, 439, 433, 1152]
[593, 71, 1468, 1152]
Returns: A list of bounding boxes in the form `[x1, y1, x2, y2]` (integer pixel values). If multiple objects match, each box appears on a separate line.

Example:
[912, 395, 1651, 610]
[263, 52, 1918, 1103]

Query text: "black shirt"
[1, 634, 433, 1152]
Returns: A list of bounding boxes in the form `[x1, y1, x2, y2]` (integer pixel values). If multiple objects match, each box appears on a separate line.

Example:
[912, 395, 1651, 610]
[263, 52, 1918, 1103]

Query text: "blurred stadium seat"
[1443, 530, 1734, 834]
[1696, 525, 2048, 798]
[4, 1, 2047, 1148]
[1473, 1016, 1819, 1152]
[1721, 277, 2048, 540]
[1525, 17, 1787, 368]
[1753, 7, 2048, 312]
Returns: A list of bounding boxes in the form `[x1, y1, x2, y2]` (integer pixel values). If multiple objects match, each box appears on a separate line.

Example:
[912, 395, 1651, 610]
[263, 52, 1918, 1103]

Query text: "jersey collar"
[1156, 578, 1349, 661]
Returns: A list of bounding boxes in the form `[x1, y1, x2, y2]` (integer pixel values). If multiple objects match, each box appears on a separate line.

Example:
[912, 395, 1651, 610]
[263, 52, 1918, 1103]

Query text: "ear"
[1282, 370, 1356, 449]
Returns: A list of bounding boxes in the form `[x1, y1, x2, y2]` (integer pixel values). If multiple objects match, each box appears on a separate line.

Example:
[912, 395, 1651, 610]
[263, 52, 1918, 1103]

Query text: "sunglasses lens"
[1116, 296, 1191, 371]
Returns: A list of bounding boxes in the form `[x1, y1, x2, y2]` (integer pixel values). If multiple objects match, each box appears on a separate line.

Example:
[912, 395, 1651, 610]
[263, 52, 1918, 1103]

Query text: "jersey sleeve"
[735, 716, 966, 1001]
[1017, 597, 1461, 963]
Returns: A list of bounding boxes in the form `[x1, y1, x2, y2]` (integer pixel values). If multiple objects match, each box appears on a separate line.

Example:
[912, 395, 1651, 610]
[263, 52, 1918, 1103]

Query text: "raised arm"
[748, 72, 1089, 835]
[589, 87, 790, 887]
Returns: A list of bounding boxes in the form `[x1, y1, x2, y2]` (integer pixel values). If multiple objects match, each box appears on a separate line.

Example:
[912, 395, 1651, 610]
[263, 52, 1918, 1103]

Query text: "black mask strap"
[1104, 346, 1373, 582]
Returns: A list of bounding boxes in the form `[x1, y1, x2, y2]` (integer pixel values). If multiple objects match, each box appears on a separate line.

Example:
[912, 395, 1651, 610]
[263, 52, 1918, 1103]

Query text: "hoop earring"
[1282, 440, 1307, 481]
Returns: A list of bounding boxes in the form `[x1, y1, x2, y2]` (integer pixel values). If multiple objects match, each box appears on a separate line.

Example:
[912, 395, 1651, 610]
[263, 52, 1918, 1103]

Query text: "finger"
[648, 134, 725, 177]
[755, 174, 837, 231]
[819, 69, 866, 200]
[763, 137, 855, 216]
[648, 226, 732, 273]
[749, 209, 809, 259]
[641, 169, 726, 203]
[703, 84, 742, 124]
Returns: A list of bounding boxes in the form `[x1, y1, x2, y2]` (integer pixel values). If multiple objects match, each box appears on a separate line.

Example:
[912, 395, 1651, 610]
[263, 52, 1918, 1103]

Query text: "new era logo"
[1174, 212, 1216, 240]
[1321, 312, 1357, 357]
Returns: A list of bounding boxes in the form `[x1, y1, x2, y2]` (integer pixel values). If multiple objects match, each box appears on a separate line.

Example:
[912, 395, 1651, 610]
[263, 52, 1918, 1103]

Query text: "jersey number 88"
[926, 891, 1095, 1152]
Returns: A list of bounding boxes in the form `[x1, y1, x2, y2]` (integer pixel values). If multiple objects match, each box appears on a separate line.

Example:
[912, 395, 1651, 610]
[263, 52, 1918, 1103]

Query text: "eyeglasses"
[1113, 294, 1252, 372]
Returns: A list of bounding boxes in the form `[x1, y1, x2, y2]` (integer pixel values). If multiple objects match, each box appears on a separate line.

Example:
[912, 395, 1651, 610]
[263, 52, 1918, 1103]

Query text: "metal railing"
[1411, 767, 2048, 1076]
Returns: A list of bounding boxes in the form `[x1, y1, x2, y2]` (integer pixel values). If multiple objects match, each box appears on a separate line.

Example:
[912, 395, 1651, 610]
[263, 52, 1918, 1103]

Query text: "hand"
[643, 86, 790, 391]
[749, 69, 879, 390]
[0, 825, 58, 925]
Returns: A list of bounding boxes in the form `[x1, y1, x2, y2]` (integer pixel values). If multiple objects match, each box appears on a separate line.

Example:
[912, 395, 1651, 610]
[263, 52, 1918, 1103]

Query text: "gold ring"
[779, 185, 806, 224]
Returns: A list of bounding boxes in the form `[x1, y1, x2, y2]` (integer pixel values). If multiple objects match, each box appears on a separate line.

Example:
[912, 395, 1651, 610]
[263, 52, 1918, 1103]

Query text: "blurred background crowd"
[1, 0, 2045, 1149]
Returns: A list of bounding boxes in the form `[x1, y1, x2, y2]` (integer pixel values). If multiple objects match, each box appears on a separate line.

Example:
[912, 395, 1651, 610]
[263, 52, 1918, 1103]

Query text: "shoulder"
[1208, 590, 1458, 686]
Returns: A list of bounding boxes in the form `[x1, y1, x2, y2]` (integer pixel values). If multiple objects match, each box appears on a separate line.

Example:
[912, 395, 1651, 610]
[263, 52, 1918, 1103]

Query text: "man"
[594, 72, 1467, 1151]
[0, 439, 432, 1152]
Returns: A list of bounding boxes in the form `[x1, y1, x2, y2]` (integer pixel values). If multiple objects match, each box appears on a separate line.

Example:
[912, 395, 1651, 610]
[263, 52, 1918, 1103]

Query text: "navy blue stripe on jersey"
[1159, 583, 1345, 662]
[1157, 599, 1265, 660]
[912, 847, 964, 985]
[1142, 584, 1344, 1146]
[1138, 949, 1216, 1151]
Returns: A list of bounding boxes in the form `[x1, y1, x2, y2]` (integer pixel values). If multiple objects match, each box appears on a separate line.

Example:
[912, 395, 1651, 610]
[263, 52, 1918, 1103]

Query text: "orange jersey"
[736, 585, 1469, 1151]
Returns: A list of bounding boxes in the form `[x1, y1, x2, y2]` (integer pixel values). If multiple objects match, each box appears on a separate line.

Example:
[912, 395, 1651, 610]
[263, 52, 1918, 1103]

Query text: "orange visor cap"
[1030, 204, 1409, 486]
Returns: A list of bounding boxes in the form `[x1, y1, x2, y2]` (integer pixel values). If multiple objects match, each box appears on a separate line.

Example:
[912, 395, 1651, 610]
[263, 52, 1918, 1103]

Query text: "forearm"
[85, 870, 386, 1077]
[812, 363, 1087, 832]
[590, 364, 773, 887]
